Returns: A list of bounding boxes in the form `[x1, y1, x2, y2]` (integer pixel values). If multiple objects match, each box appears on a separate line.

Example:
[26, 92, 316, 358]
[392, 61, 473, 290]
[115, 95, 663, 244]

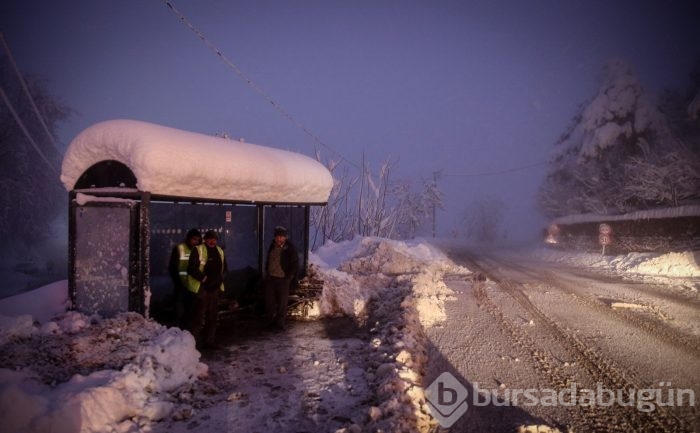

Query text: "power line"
[162, 2, 549, 179]
[163, 0, 360, 169]
[442, 160, 548, 177]
[0, 84, 59, 175]
[0, 32, 62, 156]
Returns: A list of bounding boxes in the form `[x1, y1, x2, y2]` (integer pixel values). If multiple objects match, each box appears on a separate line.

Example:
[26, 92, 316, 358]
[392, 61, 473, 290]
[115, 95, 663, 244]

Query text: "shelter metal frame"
[68, 187, 322, 316]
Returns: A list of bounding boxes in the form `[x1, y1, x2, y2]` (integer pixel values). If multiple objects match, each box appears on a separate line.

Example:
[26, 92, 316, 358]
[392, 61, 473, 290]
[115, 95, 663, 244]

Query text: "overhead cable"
[0, 32, 62, 156]
[0, 85, 59, 175]
[163, 1, 360, 169]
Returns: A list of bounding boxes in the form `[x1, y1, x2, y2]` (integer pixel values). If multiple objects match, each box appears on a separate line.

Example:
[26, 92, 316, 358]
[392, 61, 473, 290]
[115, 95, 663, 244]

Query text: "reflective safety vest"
[176, 243, 192, 286]
[187, 244, 225, 293]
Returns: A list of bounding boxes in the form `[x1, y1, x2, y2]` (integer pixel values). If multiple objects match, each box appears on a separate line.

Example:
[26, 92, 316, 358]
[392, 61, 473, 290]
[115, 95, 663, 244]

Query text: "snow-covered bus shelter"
[60, 119, 333, 318]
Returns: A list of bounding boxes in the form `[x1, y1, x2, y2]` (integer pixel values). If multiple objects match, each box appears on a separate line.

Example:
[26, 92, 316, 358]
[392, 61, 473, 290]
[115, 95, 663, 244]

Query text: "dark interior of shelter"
[69, 192, 309, 323]
[149, 202, 308, 325]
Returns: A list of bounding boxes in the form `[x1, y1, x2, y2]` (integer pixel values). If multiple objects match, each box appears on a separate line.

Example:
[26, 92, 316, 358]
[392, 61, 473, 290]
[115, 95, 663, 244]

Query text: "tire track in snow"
[457, 252, 691, 433]
[480, 254, 700, 358]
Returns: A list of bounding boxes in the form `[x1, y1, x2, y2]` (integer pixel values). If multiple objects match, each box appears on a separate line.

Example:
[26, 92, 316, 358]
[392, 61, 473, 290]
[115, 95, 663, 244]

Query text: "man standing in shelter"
[263, 226, 298, 330]
[187, 230, 227, 350]
[168, 228, 201, 328]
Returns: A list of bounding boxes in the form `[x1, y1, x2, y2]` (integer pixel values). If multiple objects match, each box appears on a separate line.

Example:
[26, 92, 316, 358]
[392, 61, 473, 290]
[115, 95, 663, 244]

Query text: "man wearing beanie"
[263, 226, 298, 330]
[187, 230, 227, 350]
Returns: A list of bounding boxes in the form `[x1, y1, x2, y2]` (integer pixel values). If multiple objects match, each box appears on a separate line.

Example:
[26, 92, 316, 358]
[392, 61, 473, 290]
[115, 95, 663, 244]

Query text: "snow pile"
[313, 264, 368, 319]
[312, 237, 468, 326]
[311, 237, 471, 432]
[0, 280, 71, 324]
[0, 311, 205, 433]
[409, 267, 460, 328]
[534, 248, 700, 278]
[609, 251, 700, 277]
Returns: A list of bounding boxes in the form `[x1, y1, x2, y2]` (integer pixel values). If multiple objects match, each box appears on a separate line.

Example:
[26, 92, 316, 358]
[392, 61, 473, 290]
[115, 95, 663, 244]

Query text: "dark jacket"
[266, 240, 299, 288]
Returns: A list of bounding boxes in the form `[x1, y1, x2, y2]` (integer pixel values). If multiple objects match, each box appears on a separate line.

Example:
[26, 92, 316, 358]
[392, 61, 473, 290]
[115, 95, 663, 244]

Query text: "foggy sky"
[2, 0, 698, 239]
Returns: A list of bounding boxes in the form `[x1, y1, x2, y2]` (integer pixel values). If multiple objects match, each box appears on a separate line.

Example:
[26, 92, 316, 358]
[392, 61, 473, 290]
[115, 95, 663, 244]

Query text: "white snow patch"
[533, 248, 700, 278]
[0, 311, 204, 433]
[312, 236, 469, 325]
[0, 280, 70, 324]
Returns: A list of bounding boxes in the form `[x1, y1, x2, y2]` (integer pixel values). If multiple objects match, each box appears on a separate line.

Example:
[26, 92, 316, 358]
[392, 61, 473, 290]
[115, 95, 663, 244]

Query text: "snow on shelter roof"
[60, 119, 333, 204]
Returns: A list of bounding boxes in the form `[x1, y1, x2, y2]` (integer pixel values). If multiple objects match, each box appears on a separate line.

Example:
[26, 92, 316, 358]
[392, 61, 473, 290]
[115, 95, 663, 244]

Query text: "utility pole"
[358, 151, 365, 236]
[432, 171, 439, 238]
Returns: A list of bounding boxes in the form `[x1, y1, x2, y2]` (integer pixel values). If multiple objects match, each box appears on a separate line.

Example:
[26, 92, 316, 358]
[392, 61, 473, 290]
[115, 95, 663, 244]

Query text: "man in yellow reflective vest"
[186, 230, 227, 350]
[168, 228, 201, 328]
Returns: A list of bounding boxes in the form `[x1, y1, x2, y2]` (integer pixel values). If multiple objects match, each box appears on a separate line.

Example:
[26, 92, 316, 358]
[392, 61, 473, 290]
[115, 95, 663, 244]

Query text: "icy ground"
[0, 237, 697, 433]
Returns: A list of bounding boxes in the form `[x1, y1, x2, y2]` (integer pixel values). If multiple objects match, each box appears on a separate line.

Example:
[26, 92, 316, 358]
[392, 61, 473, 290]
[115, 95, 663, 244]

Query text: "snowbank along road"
[425, 246, 699, 433]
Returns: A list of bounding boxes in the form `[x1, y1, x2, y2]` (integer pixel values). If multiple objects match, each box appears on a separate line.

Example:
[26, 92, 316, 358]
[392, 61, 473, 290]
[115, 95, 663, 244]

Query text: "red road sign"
[599, 223, 612, 235]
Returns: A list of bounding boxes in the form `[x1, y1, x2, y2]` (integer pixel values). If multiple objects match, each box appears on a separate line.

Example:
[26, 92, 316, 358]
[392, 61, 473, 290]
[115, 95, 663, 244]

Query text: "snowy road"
[425, 246, 699, 433]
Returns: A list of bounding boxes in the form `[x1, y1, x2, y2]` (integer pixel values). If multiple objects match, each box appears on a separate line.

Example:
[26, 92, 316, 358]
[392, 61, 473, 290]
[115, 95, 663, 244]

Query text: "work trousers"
[173, 283, 189, 329]
[263, 276, 290, 327]
[188, 288, 220, 347]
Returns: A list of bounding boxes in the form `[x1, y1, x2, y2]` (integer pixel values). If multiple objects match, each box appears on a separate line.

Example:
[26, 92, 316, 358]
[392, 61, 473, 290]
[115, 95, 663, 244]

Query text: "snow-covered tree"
[622, 137, 698, 206]
[387, 181, 422, 239]
[357, 164, 443, 240]
[0, 61, 72, 250]
[459, 197, 506, 243]
[310, 155, 359, 247]
[310, 153, 444, 245]
[420, 172, 444, 237]
[357, 159, 393, 238]
[659, 60, 700, 145]
[538, 59, 699, 217]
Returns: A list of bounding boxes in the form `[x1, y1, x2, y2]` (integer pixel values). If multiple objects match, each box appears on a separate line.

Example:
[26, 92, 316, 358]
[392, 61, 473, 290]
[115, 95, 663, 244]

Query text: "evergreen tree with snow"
[538, 59, 699, 217]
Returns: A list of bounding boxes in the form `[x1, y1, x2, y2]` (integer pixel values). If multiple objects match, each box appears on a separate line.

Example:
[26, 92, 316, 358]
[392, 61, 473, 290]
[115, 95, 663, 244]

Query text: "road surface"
[425, 246, 699, 433]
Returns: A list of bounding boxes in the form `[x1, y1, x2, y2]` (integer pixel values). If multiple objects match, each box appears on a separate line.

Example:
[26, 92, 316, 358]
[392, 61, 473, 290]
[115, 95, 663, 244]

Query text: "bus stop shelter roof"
[60, 119, 333, 204]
